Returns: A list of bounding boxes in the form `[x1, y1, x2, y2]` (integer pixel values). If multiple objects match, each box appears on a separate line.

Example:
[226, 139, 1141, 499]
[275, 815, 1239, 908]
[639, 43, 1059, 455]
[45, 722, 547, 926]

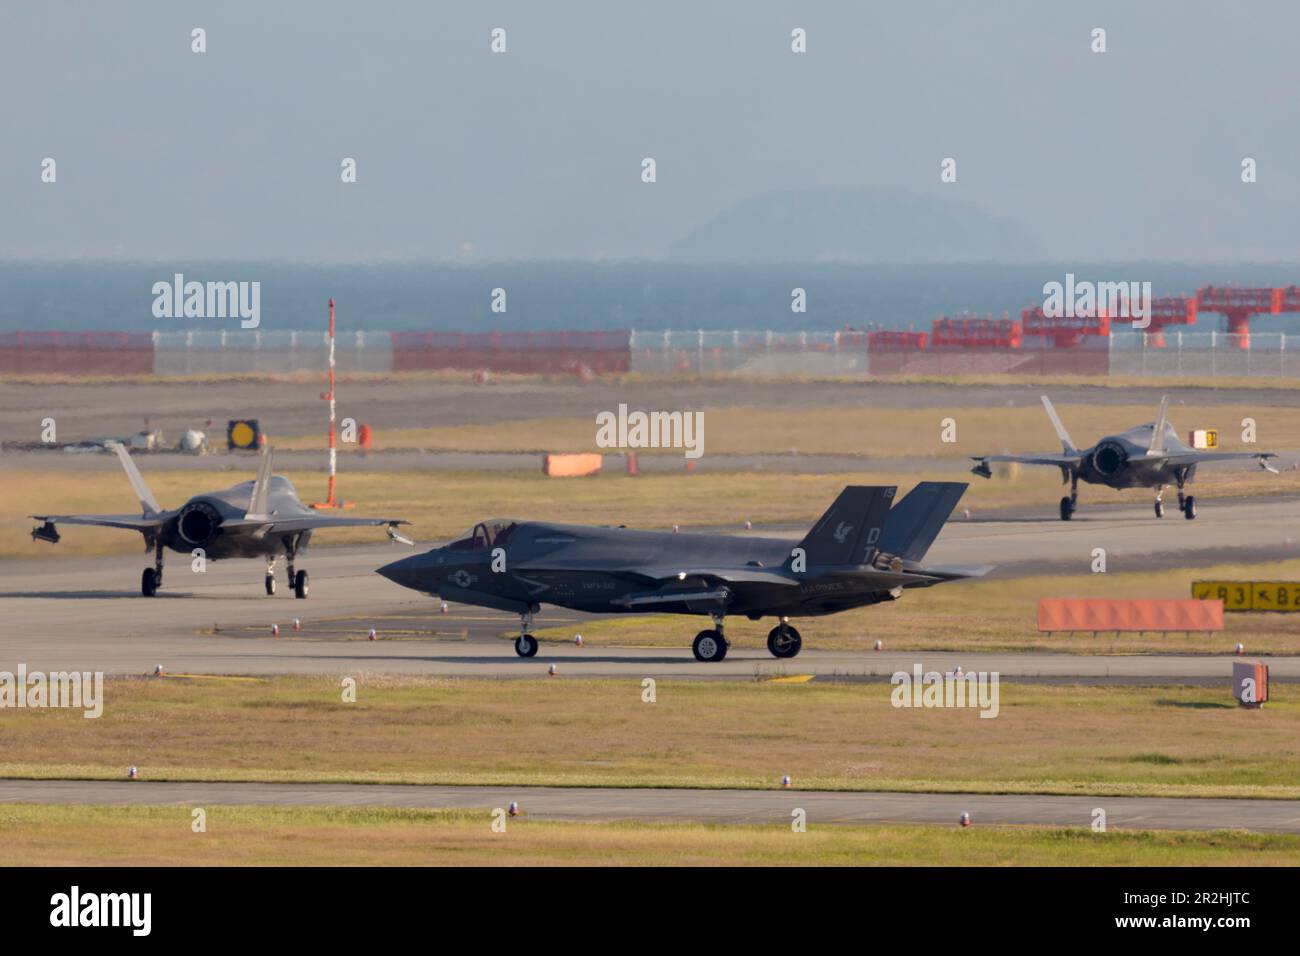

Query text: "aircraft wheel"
[294, 569, 309, 599]
[515, 634, 538, 658]
[767, 624, 802, 658]
[1154, 500, 1164, 519]
[1183, 495, 1196, 520]
[265, 574, 276, 596]
[692, 629, 727, 663]
[141, 568, 159, 597]
[1059, 496, 1073, 521]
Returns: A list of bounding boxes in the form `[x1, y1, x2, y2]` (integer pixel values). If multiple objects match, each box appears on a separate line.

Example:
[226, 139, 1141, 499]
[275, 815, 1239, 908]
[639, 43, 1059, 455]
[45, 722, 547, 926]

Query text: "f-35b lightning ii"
[32, 444, 412, 597]
[970, 395, 1279, 521]
[377, 481, 986, 662]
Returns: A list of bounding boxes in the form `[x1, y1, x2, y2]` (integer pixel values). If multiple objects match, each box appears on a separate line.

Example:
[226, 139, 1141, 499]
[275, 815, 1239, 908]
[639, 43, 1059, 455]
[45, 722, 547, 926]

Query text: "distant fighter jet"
[377, 482, 986, 661]
[970, 395, 1279, 521]
[31, 444, 412, 597]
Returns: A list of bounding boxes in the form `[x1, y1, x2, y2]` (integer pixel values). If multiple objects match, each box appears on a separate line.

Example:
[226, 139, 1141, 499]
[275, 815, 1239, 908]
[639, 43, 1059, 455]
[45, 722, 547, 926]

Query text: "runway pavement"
[0, 496, 1294, 678]
[1, 779, 1297, 832]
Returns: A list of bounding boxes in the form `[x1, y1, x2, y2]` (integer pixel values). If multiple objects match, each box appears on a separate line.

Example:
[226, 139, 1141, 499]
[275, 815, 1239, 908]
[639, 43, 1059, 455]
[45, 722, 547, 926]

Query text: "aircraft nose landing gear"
[515, 609, 539, 657]
[767, 618, 802, 658]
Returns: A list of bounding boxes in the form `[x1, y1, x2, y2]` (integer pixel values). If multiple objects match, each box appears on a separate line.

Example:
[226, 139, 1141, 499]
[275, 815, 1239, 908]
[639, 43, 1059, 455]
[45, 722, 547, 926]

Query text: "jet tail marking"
[876, 481, 968, 563]
[794, 486, 896, 567]
[1040, 395, 1078, 454]
[113, 442, 161, 517]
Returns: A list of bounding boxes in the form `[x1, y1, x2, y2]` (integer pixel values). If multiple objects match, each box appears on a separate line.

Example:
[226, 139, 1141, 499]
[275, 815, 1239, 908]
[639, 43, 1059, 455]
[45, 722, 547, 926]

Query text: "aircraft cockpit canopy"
[447, 520, 520, 550]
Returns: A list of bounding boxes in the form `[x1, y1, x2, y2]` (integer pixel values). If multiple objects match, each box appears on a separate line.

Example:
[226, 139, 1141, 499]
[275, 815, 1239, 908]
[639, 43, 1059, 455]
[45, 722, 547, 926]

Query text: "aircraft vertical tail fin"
[1040, 395, 1078, 454]
[113, 443, 161, 517]
[246, 446, 274, 518]
[1147, 395, 1170, 453]
[794, 486, 896, 567]
[876, 481, 968, 563]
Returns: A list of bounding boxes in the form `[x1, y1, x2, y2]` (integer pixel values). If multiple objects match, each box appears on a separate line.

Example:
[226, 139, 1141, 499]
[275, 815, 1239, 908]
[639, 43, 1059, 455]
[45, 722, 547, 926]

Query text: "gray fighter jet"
[377, 481, 986, 661]
[31, 444, 412, 597]
[970, 395, 1279, 521]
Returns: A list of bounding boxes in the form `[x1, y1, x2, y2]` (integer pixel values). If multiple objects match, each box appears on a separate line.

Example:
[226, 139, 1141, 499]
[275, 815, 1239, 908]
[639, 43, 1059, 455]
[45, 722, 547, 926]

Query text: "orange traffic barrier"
[1037, 598, 1223, 634]
[1232, 660, 1269, 707]
[542, 453, 603, 477]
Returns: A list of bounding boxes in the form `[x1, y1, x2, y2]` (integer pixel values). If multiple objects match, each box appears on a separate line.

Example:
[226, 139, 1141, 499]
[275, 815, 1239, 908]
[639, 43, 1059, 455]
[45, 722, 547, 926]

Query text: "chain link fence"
[629, 329, 1299, 378]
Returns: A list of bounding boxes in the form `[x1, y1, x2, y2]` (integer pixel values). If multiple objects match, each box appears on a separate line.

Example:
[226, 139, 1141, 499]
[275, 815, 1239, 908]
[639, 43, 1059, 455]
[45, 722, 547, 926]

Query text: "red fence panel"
[0, 331, 155, 375]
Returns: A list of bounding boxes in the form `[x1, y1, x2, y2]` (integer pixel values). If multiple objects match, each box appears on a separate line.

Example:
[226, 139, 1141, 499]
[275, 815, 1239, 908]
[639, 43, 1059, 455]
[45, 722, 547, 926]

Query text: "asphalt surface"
[2, 780, 1296, 832]
[0, 495, 1294, 678]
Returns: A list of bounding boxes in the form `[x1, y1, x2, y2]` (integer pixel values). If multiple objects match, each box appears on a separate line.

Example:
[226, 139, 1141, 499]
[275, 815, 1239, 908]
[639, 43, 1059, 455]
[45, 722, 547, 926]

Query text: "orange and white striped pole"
[311, 297, 353, 508]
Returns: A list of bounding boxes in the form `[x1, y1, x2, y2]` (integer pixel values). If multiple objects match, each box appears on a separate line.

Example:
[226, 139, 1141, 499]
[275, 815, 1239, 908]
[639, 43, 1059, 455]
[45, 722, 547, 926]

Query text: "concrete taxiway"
[0, 496, 1294, 678]
[1, 779, 1297, 832]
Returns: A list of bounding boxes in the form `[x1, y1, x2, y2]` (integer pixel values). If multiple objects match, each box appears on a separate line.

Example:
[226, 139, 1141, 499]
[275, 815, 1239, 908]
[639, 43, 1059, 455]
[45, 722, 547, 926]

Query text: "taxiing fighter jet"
[377, 481, 986, 661]
[970, 395, 1278, 521]
[31, 444, 412, 597]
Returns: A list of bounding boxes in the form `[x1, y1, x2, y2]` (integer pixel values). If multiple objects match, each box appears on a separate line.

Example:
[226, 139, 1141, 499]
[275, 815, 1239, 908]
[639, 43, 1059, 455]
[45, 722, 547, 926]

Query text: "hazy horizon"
[3, 1, 1299, 264]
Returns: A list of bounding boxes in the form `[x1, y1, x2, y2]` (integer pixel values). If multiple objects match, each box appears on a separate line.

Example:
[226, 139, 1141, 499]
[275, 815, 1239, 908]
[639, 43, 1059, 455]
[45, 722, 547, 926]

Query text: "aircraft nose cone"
[376, 553, 422, 590]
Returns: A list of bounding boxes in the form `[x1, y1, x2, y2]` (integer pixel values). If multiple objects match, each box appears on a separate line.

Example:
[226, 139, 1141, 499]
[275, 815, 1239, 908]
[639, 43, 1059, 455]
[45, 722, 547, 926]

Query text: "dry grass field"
[3, 804, 1297, 866]
[1, 677, 1296, 799]
[271, 402, 1300, 459]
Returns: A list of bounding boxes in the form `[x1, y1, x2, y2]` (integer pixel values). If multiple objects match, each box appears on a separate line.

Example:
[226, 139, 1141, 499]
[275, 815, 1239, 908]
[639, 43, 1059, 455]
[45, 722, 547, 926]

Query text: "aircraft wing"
[1158, 451, 1279, 471]
[972, 452, 1081, 470]
[635, 566, 799, 586]
[221, 515, 414, 542]
[636, 565, 938, 589]
[609, 564, 935, 610]
[30, 513, 173, 532]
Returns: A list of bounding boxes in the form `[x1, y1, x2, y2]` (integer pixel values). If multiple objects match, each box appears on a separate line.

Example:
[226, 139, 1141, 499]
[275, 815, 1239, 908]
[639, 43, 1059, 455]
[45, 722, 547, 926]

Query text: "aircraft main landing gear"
[693, 613, 729, 662]
[285, 537, 309, 598]
[1154, 485, 1165, 518]
[767, 618, 802, 658]
[141, 540, 164, 596]
[1176, 471, 1196, 520]
[1059, 475, 1078, 521]
[265, 557, 277, 595]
